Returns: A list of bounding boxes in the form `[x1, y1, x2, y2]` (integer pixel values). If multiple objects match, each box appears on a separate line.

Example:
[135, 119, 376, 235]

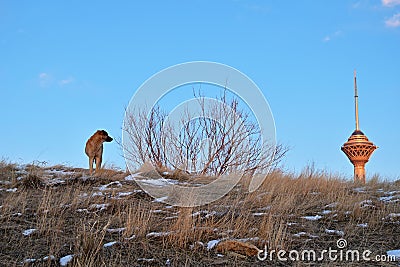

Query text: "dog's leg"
[94, 156, 98, 173]
[96, 155, 102, 172]
[89, 157, 94, 175]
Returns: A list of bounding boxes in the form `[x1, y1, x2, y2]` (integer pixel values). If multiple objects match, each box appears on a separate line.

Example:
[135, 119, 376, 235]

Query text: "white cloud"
[38, 72, 52, 87]
[323, 36, 331, 42]
[59, 77, 75, 86]
[323, 30, 342, 42]
[385, 13, 400, 27]
[382, 0, 400, 7]
[39, 72, 48, 79]
[38, 73, 75, 87]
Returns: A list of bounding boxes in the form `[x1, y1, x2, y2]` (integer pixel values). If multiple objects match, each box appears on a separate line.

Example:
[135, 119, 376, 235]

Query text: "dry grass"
[0, 161, 399, 266]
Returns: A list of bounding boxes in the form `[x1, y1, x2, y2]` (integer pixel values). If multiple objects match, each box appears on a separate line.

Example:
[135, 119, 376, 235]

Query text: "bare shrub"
[21, 173, 45, 189]
[19, 161, 47, 189]
[122, 90, 287, 176]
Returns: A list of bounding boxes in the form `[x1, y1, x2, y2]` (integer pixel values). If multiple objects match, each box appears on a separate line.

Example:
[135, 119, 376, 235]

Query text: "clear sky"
[1, 1, 399, 180]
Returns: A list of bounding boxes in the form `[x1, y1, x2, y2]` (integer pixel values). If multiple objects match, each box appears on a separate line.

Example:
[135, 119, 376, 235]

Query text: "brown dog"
[85, 130, 113, 174]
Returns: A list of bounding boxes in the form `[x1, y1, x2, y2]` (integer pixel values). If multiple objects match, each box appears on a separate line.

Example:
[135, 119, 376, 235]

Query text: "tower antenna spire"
[354, 69, 360, 131]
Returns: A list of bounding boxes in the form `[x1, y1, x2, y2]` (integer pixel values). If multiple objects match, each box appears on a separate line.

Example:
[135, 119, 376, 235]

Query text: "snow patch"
[23, 228, 37, 236]
[125, 235, 136, 240]
[146, 231, 172, 238]
[79, 192, 88, 198]
[89, 203, 110, 211]
[42, 255, 56, 261]
[302, 215, 322, 221]
[117, 191, 133, 197]
[293, 232, 319, 238]
[124, 173, 143, 181]
[384, 213, 400, 222]
[6, 188, 17, 192]
[45, 169, 76, 176]
[106, 228, 126, 233]
[91, 192, 103, 197]
[153, 196, 168, 203]
[165, 216, 179, 220]
[293, 232, 307, 237]
[151, 209, 164, 213]
[353, 187, 367, 193]
[385, 190, 400, 195]
[321, 210, 332, 215]
[359, 199, 374, 208]
[60, 254, 74, 266]
[325, 202, 339, 208]
[76, 208, 89, 213]
[140, 178, 179, 186]
[359, 199, 372, 205]
[207, 239, 221, 250]
[379, 195, 400, 203]
[137, 258, 155, 262]
[23, 255, 56, 264]
[192, 210, 218, 218]
[104, 241, 118, 248]
[325, 229, 344, 236]
[97, 181, 122, 191]
[45, 178, 66, 186]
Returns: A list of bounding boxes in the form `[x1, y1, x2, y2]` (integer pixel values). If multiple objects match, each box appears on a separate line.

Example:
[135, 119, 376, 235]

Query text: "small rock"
[215, 240, 260, 257]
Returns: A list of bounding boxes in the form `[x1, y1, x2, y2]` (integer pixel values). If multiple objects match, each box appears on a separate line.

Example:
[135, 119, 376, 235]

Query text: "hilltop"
[0, 160, 399, 266]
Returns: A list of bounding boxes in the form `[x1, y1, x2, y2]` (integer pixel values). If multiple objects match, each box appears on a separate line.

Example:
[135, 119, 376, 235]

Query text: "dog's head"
[97, 130, 113, 142]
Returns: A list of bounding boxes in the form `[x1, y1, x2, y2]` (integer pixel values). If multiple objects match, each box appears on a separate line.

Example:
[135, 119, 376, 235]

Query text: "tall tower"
[341, 70, 377, 183]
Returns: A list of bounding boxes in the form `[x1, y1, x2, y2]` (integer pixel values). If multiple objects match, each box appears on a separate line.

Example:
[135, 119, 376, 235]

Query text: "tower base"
[354, 164, 366, 184]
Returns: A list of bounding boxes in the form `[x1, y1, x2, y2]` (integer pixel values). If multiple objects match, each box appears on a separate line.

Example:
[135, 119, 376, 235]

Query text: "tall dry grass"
[0, 161, 399, 266]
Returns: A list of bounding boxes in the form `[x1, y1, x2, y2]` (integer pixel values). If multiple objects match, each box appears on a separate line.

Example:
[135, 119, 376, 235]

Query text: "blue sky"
[0, 1, 399, 180]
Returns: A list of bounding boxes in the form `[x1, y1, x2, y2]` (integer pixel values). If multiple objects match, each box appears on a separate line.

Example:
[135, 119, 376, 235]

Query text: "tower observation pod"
[341, 70, 377, 184]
